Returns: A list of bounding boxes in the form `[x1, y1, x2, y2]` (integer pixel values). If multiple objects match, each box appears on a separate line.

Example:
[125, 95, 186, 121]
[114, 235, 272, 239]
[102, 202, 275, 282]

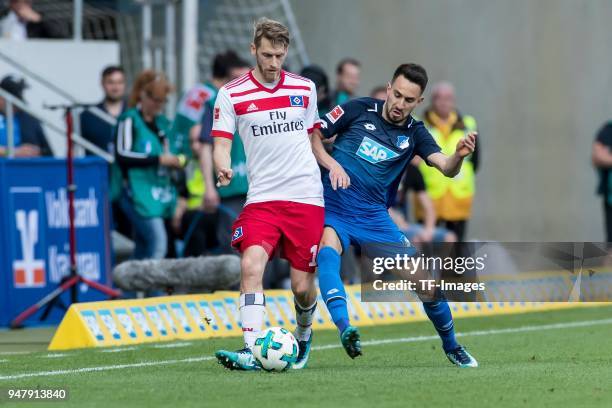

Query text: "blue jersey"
[319, 97, 441, 215]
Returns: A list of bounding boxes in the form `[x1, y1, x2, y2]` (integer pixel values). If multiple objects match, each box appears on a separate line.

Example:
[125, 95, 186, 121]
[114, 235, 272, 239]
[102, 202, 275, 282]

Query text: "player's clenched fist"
[329, 163, 351, 190]
[456, 131, 477, 158]
[216, 168, 233, 187]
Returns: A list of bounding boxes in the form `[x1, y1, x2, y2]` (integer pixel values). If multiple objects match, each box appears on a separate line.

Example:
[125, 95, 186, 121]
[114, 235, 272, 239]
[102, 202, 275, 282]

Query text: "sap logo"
[356, 137, 399, 164]
[13, 210, 46, 288]
[396, 135, 410, 150]
[289, 95, 304, 107]
[232, 226, 243, 241]
[364, 123, 376, 131]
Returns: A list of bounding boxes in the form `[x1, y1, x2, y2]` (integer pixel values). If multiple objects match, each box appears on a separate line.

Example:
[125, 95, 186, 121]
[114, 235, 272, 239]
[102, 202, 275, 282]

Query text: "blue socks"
[317, 246, 350, 333]
[318, 245, 459, 350]
[422, 301, 459, 352]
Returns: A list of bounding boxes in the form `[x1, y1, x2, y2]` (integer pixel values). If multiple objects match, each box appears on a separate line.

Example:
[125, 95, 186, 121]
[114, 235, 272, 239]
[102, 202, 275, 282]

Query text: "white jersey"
[211, 70, 324, 207]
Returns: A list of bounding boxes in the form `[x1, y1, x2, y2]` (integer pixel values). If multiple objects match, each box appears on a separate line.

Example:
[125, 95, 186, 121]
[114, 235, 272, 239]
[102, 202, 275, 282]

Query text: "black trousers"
[439, 220, 468, 242]
[184, 210, 219, 257]
[605, 201, 612, 242]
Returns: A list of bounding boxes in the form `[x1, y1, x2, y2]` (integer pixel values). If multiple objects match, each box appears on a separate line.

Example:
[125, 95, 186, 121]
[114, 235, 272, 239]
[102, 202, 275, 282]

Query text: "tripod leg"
[10, 275, 79, 328]
[39, 295, 67, 321]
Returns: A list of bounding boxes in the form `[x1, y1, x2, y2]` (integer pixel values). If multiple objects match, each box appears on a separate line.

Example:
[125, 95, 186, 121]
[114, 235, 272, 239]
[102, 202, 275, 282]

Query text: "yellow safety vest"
[417, 114, 477, 221]
[185, 160, 206, 210]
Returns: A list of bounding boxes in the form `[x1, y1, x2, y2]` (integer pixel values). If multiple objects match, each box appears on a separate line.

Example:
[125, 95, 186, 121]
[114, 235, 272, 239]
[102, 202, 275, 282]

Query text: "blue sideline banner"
[0, 158, 113, 327]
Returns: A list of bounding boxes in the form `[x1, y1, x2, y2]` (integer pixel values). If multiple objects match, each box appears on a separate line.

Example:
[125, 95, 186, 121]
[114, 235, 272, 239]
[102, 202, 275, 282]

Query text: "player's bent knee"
[291, 271, 313, 288]
[319, 228, 342, 254]
[290, 269, 315, 298]
[240, 253, 265, 284]
[291, 280, 310, 300]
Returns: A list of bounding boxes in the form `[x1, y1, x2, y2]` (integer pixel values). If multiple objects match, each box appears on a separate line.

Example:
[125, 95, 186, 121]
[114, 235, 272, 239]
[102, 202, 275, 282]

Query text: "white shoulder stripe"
[116, 117, 150, 159]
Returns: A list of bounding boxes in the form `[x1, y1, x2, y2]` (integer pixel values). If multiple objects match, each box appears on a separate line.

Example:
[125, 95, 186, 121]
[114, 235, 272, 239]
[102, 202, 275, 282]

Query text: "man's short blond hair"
[253, 17, 290, 48]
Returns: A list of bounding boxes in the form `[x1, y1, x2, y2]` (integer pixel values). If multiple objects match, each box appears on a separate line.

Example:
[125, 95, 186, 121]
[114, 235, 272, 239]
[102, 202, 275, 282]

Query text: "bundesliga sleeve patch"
[326, 105, 344, 124]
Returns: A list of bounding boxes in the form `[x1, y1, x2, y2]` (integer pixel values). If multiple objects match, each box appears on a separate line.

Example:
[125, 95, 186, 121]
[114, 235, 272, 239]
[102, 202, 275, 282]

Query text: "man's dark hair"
[336, 58, 361, 75]
[300, 65, 328, 93]
[101, 65, 124, 80]
[212, 50, 249, 79]
[392, 63, 428, 93]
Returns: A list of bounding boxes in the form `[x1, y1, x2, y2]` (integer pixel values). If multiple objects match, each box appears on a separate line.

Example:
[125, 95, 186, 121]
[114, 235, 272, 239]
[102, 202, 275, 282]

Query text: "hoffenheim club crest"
[396, 135, 410, 150]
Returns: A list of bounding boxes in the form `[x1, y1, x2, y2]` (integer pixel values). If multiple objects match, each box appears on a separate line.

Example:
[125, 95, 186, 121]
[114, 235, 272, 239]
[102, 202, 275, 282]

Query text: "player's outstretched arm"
[311, 129, 350, 190]
[213, 137, 233, 187]
[427, 131, 477, 178]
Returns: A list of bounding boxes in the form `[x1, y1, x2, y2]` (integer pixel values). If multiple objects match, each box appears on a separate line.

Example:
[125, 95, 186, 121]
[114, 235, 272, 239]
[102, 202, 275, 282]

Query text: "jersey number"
[309, 245, 318, 267]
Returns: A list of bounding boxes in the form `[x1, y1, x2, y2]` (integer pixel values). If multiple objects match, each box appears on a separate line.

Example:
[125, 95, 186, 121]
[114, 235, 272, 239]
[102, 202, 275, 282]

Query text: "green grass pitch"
[0, 305, 611, 408]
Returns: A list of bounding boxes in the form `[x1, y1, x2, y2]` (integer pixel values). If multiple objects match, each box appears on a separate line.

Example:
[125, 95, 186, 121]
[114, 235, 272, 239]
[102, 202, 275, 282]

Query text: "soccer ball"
[252, 327, 299, 372]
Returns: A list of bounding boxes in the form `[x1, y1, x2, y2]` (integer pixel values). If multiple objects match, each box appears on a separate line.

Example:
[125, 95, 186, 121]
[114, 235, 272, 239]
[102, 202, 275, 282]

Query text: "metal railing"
[0, 48, 116, 162]
[0, 50, 117, 125]
[1, 88, 114, 162]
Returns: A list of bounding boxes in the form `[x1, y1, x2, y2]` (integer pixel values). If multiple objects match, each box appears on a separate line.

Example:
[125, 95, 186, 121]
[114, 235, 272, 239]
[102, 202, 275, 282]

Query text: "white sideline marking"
[0, 359, 8, 363]
[152, 342, 192, 349]
[0, 357, 214, 381]
[43, 353, 69, 359]
[0, 351, 30, 356]
[100, 347, 138, 353]
[1, 318, 611, 381]
[314, 318, 612, 350]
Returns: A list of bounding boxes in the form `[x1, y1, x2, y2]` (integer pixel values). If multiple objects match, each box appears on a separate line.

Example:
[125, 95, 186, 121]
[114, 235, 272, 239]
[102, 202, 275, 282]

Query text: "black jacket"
[0, 8, 65, 39]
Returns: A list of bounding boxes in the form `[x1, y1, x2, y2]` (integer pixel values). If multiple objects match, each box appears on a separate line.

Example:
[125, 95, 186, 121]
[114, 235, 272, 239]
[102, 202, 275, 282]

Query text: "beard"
[105, 94, 124, 103]
[256, 60, 279, 83]
[385, 104, 406, 124]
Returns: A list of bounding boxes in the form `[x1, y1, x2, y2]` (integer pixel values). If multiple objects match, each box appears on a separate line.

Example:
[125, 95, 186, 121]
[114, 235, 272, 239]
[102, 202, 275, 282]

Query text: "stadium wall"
[291, 0, 612, 242]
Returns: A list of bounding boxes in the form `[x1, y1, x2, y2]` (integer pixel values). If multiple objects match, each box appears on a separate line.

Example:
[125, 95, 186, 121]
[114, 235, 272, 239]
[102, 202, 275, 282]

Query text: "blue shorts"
[324, 207, 416, 257]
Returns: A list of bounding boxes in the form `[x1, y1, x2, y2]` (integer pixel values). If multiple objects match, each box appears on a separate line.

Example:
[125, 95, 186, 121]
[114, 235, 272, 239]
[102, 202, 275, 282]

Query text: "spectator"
[0, 75, 51, 157]
[197, 51, 251, 251]
[0, 0, 63, 40]
[391, 162, 456, 244]
[115, 70, 184, 260]
[300, 64, 332, 115]
[80, 65, 129, 239]
[171, 128, 219, 257]
[370, 85, 387, 100]
[592, 122, 612, 241]
[330, 58, 361, 105]
[80, 65, 126, 155]
[417, 81, 479, 241]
